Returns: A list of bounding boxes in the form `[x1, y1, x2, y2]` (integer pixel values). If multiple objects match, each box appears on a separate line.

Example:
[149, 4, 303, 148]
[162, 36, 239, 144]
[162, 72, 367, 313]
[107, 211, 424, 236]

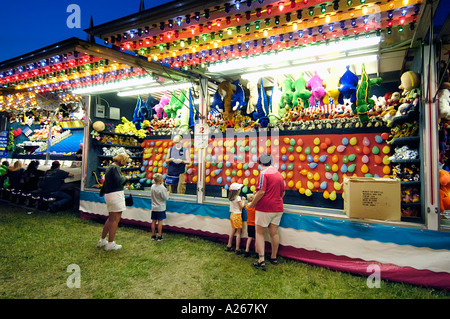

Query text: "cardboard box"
[343, 177, 401, 221]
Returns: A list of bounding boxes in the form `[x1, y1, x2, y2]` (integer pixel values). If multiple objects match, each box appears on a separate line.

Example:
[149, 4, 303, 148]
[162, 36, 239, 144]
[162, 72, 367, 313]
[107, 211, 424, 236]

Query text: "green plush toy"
[165, 89, 186, 119]
[353, 64, 382, 123]
[279, 77, 294, 108]
[292, 72, 312, 108]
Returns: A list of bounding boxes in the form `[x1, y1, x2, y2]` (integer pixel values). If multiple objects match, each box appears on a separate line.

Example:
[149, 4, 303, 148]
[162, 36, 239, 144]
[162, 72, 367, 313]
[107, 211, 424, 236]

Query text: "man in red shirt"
[248, 153, 285, 270]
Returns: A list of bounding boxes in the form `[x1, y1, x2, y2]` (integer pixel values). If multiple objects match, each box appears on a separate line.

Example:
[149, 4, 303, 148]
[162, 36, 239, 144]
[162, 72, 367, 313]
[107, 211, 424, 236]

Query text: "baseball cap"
[258, 153, 272, 166]
[229, 182, 244, 190]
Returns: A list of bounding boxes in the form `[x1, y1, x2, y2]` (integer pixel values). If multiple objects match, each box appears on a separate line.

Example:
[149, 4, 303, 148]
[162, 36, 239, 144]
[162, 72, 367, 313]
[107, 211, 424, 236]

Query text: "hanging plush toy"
[292, 73, 311, 108]
[140, 95, 159, 120]
[338, 65, 359, 105]
[280, 76, 294, 108]
[212, 80, 246, 121]
[153, 92, 170, 119]
[438, 86, 450, 121]
[307, 71, 327, 107]
[353, 63, 382, 124]
[132, 96, 145, 129]
[246, 80, 258, 114]
[217, 81, 235, 121]
[323, 68, 341, 105]
[164, 89, 186, 119]
[230, 79, 246, 113]
[268, 76, 283, 125]
[253, 78, 269, 128]
[177, 88, 198, 131]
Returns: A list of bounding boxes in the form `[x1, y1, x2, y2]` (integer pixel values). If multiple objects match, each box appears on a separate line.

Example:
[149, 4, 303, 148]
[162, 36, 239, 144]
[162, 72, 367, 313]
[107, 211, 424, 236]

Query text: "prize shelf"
[388, 108, 422, 222]
[92, 131, 144, 188]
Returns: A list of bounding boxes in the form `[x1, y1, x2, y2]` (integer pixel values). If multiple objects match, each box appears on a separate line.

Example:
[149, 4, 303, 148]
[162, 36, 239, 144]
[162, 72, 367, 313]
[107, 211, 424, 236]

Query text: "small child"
[150, 173, 169, 241]
[226, 183, 245, 255]
[244, 193, 256, 258]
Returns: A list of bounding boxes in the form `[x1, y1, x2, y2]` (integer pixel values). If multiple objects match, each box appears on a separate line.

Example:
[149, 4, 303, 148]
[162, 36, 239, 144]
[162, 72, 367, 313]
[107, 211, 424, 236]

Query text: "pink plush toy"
[307, 72, 327, 107]
[153, 92, 170, 119]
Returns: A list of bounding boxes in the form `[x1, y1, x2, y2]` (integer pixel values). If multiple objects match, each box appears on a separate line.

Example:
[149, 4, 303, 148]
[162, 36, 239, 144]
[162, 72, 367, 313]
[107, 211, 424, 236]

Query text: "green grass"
[0, 204, 449, 299]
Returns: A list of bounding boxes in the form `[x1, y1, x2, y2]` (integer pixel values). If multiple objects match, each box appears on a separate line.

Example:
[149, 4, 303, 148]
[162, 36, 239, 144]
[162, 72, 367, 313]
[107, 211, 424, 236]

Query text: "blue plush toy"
[132, 96, 145, 129]
[338, 65, 359, 105]
[230, 79, 246, 112]
[209, 79, 246, 121]
[253, 78, 269, 128]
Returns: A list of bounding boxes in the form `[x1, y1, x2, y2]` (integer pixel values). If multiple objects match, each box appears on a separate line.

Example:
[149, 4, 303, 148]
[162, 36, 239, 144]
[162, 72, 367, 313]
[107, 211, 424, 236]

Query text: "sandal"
[225, 246, 234, 252]
[253, 260, 266, 271]
[269, 257, 278, 265]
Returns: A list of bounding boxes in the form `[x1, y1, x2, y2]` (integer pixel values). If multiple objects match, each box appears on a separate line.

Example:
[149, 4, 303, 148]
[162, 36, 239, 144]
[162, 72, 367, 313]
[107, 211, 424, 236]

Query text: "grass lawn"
[0, 204, 449, 299]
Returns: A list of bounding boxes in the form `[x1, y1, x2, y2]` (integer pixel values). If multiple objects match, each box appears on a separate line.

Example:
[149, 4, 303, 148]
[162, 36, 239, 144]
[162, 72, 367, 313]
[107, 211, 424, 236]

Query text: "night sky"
[1, 0, 449, 63]
[0, 0, 172, 62]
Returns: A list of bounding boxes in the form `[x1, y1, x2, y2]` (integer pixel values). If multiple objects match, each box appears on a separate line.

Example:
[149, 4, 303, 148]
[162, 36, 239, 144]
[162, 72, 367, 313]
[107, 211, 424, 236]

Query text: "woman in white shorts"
[97, 153, 130, 251]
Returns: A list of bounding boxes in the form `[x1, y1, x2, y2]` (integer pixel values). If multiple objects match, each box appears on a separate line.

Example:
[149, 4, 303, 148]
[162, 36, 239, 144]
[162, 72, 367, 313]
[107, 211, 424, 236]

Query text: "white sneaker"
[104, 241, 122, 251]
[97, 238, 107, 248]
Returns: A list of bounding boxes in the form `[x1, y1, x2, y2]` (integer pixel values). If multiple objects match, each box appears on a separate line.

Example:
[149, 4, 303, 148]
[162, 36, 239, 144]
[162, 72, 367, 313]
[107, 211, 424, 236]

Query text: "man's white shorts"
[255, 210, 283, 227]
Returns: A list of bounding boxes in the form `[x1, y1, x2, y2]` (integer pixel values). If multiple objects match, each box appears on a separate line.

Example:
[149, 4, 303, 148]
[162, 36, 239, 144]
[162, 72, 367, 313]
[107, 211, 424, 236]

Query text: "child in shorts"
[244, 193, 256, 257]
[151, 173, 169, 241]
[225, 183, 245, 255]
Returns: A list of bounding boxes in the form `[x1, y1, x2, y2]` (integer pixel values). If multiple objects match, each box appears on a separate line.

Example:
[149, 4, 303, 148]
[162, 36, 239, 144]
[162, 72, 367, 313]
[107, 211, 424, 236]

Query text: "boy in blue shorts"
[151, 173, 169, 241]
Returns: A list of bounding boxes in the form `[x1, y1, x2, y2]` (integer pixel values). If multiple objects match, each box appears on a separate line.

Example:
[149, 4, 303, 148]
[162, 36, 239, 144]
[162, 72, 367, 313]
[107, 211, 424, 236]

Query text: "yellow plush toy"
[115, 117, 147, 139]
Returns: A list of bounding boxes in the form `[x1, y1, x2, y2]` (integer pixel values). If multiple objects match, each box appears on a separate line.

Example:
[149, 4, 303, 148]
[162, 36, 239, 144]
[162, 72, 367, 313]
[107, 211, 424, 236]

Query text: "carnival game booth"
[0, 37, 176, 209]
[78, 0, 450, 289]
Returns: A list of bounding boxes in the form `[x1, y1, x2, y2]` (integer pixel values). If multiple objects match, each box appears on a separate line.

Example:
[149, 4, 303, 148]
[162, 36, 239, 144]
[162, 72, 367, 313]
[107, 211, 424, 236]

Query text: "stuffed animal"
[153, 92, 170, 119]
[164, 89, 186, 119]
[307, 71, 327, 107]
[230, 80, 246, 113]
[399, 71, 421, 100]
[253, 78, 269, 128]
[280, 76, 294, 108]
[381, 92, 401, 125]
[132, 96, 145, 129]
[218, 80, 235, 121]
[438, 87, 450, 120]
[213, 80, 246, 121]
[338, 65, 359, 105]
[353, 63, 382, 124]
[395, 71, 421, 117]
[139, 95, 159, 120]
[268, 77, 283, 125]
[292, 73, 311, 108]
[323, 68, 341, 105]
[440, 169, 450, 212]
[177, 88, 197, 131]
[246, 79, 259, 114]
[210, 90, 224, 115]
[93, 121, 105, 132]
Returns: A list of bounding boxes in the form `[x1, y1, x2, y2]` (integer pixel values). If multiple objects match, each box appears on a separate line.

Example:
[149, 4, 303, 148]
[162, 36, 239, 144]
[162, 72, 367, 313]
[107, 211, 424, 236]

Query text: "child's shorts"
[151, 210, 166, 221]
[230, 213, 243, 229]
[247, 225, 255, 239]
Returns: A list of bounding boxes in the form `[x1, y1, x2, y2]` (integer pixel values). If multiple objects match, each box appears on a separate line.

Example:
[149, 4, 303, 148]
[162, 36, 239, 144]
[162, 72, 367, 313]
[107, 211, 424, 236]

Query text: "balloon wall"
[140, 131, 391, 207]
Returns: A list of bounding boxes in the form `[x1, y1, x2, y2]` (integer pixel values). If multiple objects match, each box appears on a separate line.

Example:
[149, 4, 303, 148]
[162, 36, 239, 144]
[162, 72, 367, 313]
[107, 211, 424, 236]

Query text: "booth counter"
[79, 189, 450, 290]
